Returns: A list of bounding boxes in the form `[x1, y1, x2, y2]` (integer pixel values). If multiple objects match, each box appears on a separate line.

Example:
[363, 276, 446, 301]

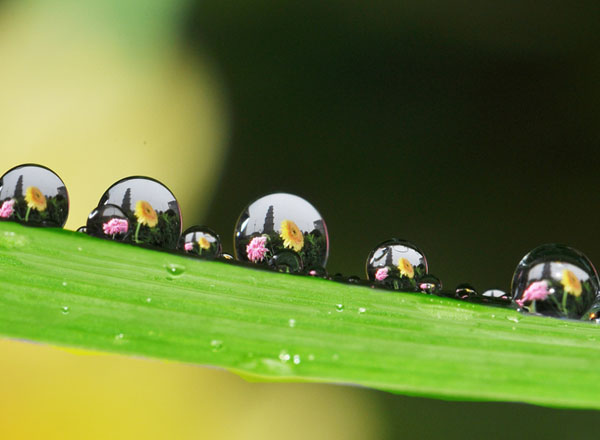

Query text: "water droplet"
[86, 204, 131, 241]
[507, 316, 519, 323]
[210, 339, 223, 352]
[77, 246, 82, 251]
[233, 193, 329, 269]
[288, 318, 296, 328]
[165, 263, 186, 277]
[0, 164, 69, 227]
[221, 253, 234, 260]
[511, 244, 599, 319]
[178, 225, 222, 259]
[358, 307, 366, 314]
[115, 333, 124, 341]
[308, 354, 315, 361]
[279, 350, 291, 362]
[335, 304, 344, 312]
[61, 306, 69, 314]
[293, 354, 301, 365]
[270, 249, 304, 274]
[76, 226, 87, 233]
[491, 314, 496, 318]
[366, 239, 428, 291]
[61, 281, 68, 287]
[418, 274, 442, 294]
[346, 275, 361, 284]
[97, 176, 181, 249]
[482, 288, 507, 298]
[146, 297, 152, 303]
[455, 283, 478, 299]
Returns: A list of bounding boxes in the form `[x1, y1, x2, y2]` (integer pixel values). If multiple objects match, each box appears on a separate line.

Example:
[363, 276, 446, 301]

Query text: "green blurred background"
[1, 0, 600, 438]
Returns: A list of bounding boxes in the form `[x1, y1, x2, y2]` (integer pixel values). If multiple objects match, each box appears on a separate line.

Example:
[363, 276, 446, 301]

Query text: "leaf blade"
[1, 222, 599, 409]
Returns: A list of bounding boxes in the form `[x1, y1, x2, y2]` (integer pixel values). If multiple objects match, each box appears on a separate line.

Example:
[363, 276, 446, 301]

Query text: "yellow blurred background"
[0, 1, 383, 438]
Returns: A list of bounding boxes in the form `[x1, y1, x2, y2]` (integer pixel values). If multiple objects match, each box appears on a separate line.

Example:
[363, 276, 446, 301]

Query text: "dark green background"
[183, 1, 600, 437]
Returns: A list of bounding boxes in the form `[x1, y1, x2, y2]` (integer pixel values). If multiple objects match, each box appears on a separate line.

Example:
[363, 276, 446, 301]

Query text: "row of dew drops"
[2, 163, 600, 324]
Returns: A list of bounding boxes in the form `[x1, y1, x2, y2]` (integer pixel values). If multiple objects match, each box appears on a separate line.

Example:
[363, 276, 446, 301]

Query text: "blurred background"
[1, 0, 599, 438]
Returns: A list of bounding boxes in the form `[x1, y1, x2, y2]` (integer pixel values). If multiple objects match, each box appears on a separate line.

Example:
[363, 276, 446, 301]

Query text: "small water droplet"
[293, 354, 301, 365]
[279, 350, 291, 362]
[491, 314, 496, 318]
[178, 225, 222, 259]
[77, 246, 82, 251]
[61, 306, 69, 314]
[146, 297, 152, 303]
[288, 318, 296, 328]
[482, 288, 508, 298]
[115, 333, 124, 341]
[366, 239, 428, 292]
[418, 274, 442, 294]
[61, 281, 67, 287]
[165, 263, 186, 277]
[358, 307, 366, 314]
[455, 283, 478, 299]
[308, 354, 315, 361]
[210, 340, 223, 352]
[507, 316, 519, 323]
[335, 304, 344, 312]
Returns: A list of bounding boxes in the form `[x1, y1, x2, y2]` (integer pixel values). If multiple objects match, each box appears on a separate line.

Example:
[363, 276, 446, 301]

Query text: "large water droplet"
[511, 244, 599, 319]
[0, 164, 69, 227]
[179, 225, 222, 259]
[97, 176, 181, 249]
[86, 204, 130, 241]
[233, 193, 329, 270]
[418, 274, 442, 294]
[366, 239, 428, 291]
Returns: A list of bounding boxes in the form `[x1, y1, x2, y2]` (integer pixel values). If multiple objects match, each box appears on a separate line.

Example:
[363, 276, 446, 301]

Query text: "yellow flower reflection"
[397, 257, 414, 279]
[561, 269, 582, 297]
[25, 186, 47, 211]
[280, 219, 304, 252]
[135, 200, 158, 228]
[198, 236, 211, 250]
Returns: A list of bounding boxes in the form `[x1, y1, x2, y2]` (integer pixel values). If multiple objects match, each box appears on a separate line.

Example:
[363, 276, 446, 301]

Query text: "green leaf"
[1, 222, 599, 409]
